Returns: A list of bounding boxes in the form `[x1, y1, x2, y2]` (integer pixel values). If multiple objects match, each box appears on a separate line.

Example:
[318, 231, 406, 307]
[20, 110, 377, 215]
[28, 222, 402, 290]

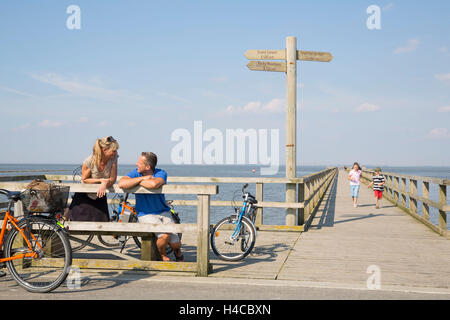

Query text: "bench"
[0, 181, 218, 276]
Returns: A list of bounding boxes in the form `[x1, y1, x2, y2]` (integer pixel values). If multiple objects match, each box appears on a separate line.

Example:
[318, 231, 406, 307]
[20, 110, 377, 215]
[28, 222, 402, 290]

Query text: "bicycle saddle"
[0, 189, 22, 201]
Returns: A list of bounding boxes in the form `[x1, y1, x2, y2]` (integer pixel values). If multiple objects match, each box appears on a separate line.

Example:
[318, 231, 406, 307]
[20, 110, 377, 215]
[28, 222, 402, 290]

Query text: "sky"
[0, 0, 449, 168]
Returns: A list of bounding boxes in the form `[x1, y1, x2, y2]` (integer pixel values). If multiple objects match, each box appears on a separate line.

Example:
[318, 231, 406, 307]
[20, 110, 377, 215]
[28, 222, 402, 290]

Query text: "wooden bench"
[0, 181, 218, 276]
[66, 221, 196, 261]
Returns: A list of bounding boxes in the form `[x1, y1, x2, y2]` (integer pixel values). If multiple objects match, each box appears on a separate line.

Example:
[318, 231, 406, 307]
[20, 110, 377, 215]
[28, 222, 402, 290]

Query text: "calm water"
[0, 164, 448, 229]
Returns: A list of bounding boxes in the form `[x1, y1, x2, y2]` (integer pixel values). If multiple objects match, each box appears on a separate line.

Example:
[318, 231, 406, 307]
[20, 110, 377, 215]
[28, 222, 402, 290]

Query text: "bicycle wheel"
[130, 214, 142, 248]
[98, 213, 140, 248]
[5, 215, 72, 293]
[97, 234, 121, 247]
[210, 215, 256, 261]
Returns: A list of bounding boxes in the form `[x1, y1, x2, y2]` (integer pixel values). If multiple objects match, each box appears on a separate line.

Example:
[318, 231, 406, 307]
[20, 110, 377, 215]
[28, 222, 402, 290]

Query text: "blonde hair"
[92, 136, 119, 168]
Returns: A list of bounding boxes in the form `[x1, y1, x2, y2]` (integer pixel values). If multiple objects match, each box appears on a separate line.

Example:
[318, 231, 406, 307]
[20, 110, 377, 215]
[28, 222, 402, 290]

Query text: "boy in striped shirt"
[367, 167, 385, 209]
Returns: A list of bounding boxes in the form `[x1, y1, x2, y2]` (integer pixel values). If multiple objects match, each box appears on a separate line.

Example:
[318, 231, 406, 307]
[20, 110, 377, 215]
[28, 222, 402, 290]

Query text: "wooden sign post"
[245, 36, 333, 226]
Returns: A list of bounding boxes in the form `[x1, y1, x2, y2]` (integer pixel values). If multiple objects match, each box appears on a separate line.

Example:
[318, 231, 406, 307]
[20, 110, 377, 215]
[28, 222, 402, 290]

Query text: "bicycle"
[65, 165, 97, 252]
[107, 194, 182, 255]
[210, 183, 258, 261]
[0, 188, 72, 293]
[67, 166, 182, 254]
[66, 166, 132, 252]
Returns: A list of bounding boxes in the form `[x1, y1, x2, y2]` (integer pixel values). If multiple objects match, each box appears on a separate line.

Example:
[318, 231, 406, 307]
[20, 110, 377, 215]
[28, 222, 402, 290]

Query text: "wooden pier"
[0, 168, 449, 292]
[198, 169, 450, 291]
[276, 169, 450, 289]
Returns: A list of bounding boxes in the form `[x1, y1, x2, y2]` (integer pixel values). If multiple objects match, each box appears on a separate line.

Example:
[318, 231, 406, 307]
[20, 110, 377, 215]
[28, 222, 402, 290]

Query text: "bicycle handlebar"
[240, 184, 257, 203]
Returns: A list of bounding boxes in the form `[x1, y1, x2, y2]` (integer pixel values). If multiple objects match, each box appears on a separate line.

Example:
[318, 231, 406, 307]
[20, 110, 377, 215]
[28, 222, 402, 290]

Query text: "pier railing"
[0, 167, 337, 274]
[0, 167, 338, 230]
[0, 176, 217, 275]
[359, 169, 449, 238]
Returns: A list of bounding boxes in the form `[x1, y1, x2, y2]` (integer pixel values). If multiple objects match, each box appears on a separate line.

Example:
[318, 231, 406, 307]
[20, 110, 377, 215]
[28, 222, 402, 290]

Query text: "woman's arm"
[105, 160, 118, 188]
[96, 160, 118, 198]
[81, 163, 103, 184]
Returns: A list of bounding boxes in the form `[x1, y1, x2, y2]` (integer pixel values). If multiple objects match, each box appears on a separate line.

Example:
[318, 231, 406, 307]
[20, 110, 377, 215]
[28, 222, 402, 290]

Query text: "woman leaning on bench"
[67, 136, 119, 222]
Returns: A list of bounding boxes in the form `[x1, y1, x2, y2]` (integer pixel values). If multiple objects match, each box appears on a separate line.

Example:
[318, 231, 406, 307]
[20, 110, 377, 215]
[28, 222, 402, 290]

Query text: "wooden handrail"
[1, 168, 339, 228]
[351, 168, 449, 238]
[0, 182, 218, 195]
[0, 180, 217, 276]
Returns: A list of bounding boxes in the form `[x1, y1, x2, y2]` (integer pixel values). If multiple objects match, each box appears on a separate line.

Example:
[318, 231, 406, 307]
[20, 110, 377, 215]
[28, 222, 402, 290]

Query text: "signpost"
[246, 61, 287, 72]
[245, 36, 333, 226]
[245, 49, 333, 62]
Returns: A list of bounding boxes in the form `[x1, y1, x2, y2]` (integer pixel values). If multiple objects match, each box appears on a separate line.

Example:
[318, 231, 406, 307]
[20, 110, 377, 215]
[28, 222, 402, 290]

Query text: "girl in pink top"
[348, 162, 362, 207]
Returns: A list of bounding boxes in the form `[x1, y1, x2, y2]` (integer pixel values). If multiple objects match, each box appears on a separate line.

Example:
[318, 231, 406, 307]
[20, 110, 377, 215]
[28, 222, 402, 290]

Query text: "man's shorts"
[138, 211, 180, 244]
[374, 190, 383, 199]
[350, 185, 360, 198]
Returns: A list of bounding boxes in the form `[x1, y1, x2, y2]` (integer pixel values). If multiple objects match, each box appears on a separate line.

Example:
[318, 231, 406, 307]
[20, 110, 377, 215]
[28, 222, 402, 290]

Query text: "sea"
[0, 164, 449, 230]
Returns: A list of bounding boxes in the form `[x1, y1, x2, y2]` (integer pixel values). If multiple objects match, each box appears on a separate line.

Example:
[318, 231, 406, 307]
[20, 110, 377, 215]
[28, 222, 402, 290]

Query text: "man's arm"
[139, 177, 165, 189]
[118, 176, 146, 189]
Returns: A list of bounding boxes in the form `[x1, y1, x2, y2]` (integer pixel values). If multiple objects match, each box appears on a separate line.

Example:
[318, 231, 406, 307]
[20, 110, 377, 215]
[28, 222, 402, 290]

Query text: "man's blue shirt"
[126, 168, 170, 216]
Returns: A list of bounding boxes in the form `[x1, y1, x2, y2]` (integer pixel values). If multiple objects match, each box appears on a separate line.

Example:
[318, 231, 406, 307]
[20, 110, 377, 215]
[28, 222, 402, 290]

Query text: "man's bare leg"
[157, 233, 171, 261]
[169, 241, 183, 261]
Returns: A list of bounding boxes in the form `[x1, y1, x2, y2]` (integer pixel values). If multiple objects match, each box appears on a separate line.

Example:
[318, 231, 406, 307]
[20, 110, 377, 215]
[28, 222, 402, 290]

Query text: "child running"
[348, 162, 362, 207]
[367, 167, 385, 209]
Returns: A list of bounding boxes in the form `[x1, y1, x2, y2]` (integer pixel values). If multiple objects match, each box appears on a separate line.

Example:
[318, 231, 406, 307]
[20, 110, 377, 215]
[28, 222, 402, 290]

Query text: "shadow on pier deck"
[209, 169, 450, 291]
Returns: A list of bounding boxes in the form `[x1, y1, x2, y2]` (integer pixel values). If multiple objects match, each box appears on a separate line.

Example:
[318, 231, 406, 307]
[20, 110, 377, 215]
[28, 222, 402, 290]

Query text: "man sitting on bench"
[118, 152, 184, 262]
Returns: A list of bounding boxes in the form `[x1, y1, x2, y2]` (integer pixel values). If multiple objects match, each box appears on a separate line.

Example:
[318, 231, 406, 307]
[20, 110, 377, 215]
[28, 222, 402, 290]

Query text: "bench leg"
[141, 233, 161, 261]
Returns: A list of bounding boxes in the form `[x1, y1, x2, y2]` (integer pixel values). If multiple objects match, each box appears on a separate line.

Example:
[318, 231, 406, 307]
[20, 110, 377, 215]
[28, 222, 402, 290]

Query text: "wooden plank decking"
[276, 169, 450, 289]
[67, 169, 449, 291]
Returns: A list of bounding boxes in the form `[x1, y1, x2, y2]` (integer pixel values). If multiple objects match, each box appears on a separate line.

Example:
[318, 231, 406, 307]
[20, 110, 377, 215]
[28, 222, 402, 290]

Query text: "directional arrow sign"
[245, 50, 285, 60]
[245, 49, 333, 62]
[297, 50, 333, 62]
[247, 61, 287, 72]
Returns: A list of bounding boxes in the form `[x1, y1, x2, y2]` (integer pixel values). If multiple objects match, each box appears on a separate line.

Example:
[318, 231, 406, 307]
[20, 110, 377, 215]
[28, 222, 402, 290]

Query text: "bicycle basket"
[21, 186, 70, 214]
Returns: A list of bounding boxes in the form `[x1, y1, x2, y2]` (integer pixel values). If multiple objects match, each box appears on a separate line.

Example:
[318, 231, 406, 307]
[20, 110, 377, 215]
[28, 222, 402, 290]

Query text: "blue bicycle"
[210, 184, 257, 261]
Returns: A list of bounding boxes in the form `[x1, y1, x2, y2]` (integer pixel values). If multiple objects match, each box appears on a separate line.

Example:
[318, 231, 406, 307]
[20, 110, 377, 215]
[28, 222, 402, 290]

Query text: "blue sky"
[0, 1, 449, 167]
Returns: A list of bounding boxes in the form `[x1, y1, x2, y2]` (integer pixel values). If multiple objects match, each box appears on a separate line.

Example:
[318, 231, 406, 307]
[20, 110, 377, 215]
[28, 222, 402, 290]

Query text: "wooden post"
[387, 175, 393, 200]
[197, 194, 210, 276]
[285, 183, 296, 226]
[422, 181, 430, 221]
[401, 178, 407, 207]
[313, 179, 318, 208]
[141, 234, 161, 261]
[305, 181, 311, 221]
[438, 184, 447, 231]
[409, 179, 418, 215]
[388, 175, 394, 200]
[285, 36, 297, 226]
[297, 182, 305, 225]
[394, 177, 399, 204]
[255, 183, 263, 226]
